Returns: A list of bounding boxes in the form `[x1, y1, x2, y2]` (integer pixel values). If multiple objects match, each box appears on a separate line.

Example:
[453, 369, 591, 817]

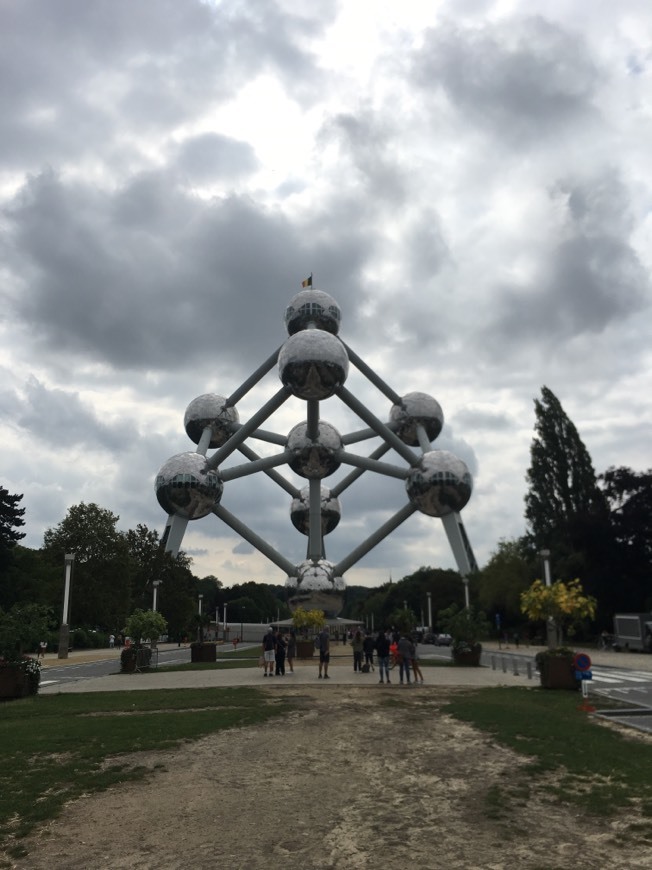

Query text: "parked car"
[422, 632, 437, 644]
[434, 633, 452, 646]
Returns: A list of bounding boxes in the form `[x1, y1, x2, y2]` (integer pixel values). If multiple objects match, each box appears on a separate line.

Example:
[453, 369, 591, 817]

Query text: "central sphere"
[286, 421, 342, 478]
[155, 452, 223, 519]
[278, 330, 349, 400]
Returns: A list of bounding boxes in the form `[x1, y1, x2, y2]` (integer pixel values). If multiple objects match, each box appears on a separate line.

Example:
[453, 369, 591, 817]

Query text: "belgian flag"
[301, 274, 312, 288]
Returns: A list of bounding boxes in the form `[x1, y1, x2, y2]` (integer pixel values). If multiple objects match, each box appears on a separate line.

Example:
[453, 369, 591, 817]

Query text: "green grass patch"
[0, 687, 293, 858]
[444, 687, 652, 819]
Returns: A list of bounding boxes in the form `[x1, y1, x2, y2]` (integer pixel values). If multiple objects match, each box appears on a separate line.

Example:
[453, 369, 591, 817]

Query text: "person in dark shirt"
[363, 633, 375, 671]
[375, 630, 391, 684]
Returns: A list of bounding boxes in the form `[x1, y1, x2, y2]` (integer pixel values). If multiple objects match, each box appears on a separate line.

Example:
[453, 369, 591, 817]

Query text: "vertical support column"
[58, 553, 75, 659]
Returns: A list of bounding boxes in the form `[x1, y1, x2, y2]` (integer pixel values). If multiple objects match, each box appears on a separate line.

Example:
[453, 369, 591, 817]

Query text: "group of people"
[351, 628, 424, 685]
[262, 625, 424, 684]
[261, 626, 297, 676]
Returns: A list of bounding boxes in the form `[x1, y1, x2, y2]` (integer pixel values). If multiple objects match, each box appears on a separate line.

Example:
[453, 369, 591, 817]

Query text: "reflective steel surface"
[278, 330, 349, 400]
[286, 420, 342, 478]
[290, 485, 341, 535]
[390, 391, 444, 446]
[284, 288, 341, 335]
[286, 559, 345, 616]
[155, 452, 223, 519]
[184, 393, 239, 448]
[405, 450, 472, 517]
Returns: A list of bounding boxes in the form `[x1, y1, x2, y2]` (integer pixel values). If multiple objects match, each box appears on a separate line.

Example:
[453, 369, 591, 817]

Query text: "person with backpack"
[375, 630, 391, 684]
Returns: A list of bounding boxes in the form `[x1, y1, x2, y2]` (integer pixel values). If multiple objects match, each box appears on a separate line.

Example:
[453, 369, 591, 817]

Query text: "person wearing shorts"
[261, 627, 276, 676]
[317, 625, 330, 679]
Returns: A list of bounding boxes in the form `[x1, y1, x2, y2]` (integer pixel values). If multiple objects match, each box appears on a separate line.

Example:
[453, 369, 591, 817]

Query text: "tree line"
[1, 385, 650, 645]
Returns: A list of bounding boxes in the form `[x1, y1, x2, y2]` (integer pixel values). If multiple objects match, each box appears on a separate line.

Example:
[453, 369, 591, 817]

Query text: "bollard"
[526, 661, 533, 680]
[491, 654, 496, 671]
[501, 656, 507, 673]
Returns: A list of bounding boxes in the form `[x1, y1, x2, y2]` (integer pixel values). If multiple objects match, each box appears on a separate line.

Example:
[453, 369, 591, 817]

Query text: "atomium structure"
[155, 286, 477, 617]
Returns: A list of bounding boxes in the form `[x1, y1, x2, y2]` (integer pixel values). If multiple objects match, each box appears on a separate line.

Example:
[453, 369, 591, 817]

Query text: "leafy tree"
[42, 503, 132, 631]
[600, 466, 652, 611]
[123, 609, 168, 647]
[525, 386, 606, 553]
[0, 603, 51, 661]
[477, 540, 533, 629]
[0, 486, 26, 575]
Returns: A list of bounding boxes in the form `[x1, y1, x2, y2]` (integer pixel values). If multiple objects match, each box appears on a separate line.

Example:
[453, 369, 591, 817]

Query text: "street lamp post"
[240, 607, 244, 643]
[58, 553, 75, 659]
[197, 594, 204, 642]
[152, 580, 162, 612]
[223, 602, 228, 642]
[540, 549, 557, 648]
[427, 591, 433, 632]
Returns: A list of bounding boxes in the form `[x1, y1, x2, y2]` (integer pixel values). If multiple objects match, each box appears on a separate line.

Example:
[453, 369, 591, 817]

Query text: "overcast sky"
[2, 0, 651, 592]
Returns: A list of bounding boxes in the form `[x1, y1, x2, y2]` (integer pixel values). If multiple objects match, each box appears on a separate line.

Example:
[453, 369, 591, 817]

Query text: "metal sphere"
[405, 450, 472, 517]
[290, 486, 341, 535]
[286, 421, 342, 479]
[284, 289, 341, 335]
[278, 330, 349, 400]
[184, 394, 239, 448]
[155, 452, 223, 519]
[286, 559, 345, 617]
[389, 392, 444, 446]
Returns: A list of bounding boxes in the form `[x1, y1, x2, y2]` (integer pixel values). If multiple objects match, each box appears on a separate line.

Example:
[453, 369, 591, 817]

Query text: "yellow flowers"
[290, 607, 325, 631]
[520, 578, 596, 628]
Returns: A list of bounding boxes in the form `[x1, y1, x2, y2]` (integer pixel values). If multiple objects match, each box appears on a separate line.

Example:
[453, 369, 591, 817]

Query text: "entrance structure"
[155, 287, 477, 616]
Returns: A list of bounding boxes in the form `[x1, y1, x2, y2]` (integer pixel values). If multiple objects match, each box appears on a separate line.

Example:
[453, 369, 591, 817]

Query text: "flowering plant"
[291, 607, 325, 634]
[520, 578, 596, 647]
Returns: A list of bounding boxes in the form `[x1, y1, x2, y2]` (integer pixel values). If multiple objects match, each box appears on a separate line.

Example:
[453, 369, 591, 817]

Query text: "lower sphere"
[405, 450, 472, 517]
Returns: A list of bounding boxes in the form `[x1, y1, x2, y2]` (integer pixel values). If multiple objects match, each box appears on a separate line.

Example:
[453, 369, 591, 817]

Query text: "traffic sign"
[573, 652, 592, 672]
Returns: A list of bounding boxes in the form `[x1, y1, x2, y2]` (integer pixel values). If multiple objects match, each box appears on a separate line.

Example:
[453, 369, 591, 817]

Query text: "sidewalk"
[38, 645, 530, 694]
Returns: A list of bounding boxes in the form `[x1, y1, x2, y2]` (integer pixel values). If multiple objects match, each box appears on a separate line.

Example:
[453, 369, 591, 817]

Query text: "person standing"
[317, 625, 330, 679]
[410, 638, 424, 684]
[275, 630, 287, 675]
[363, 633, 375, 671]
[109, 634, 115, 649]
[397, 633, 412, 685]
[375, 630, 391, 684]
[286, 630, 297, 673]
[261, 627, 276, 677]
[351, 629, 364, 673]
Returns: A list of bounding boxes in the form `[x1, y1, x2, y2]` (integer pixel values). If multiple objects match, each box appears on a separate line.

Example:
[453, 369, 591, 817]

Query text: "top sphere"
[389, 392, 444, 446]
[184, 394, 239, 448]
[284, 289, 342, 335]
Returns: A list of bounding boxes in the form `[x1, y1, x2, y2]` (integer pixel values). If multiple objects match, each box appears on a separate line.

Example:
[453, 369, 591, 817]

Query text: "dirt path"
[10, 686, 652, 869]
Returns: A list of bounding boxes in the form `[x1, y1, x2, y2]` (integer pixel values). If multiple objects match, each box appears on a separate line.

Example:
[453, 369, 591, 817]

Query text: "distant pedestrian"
[37, 640, 47, 659]
[109, 634, 115, 649]
[261, 627, 276, 677]
[410, 640, 424, 684]
[351, 630, 364, 673]
[275, 630, 287, 675]
[363, 633, 375, 671]
[317, 625, 330, 679]
[397, 634, 412, 684]
[375, 630, 391, 684]
[286, 630, 297, 673]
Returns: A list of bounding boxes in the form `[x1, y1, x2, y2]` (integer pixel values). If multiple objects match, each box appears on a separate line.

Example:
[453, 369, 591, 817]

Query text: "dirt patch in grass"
[8, 686, 652, 869]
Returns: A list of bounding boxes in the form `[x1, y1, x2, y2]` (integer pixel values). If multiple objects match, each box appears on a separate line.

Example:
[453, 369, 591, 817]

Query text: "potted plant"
[0, 603, 50, 698]
[438, 603, 490, 667]
[534, 646, 580, 690]
[120, 609, 168, 673]
[190, 611, 217, 662]
[291, 607, 326, 658]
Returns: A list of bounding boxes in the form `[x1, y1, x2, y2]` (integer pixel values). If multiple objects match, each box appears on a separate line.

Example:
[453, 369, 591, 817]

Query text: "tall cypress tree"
[524, 386, 606, 554]
[0, 486, 26, 575]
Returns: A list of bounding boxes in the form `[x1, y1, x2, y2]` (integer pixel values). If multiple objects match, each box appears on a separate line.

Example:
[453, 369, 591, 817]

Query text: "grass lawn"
[0, 687, 292, 862]
[445, 686, 652, 830]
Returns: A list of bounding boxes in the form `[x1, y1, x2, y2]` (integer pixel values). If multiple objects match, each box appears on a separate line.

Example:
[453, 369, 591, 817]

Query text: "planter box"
[0, 665, 31, 699]
[190, 643, 217, 663]
[452, 645, 482, 667]
[296, 640, 315, 659]
[538, 655, 580, 690]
